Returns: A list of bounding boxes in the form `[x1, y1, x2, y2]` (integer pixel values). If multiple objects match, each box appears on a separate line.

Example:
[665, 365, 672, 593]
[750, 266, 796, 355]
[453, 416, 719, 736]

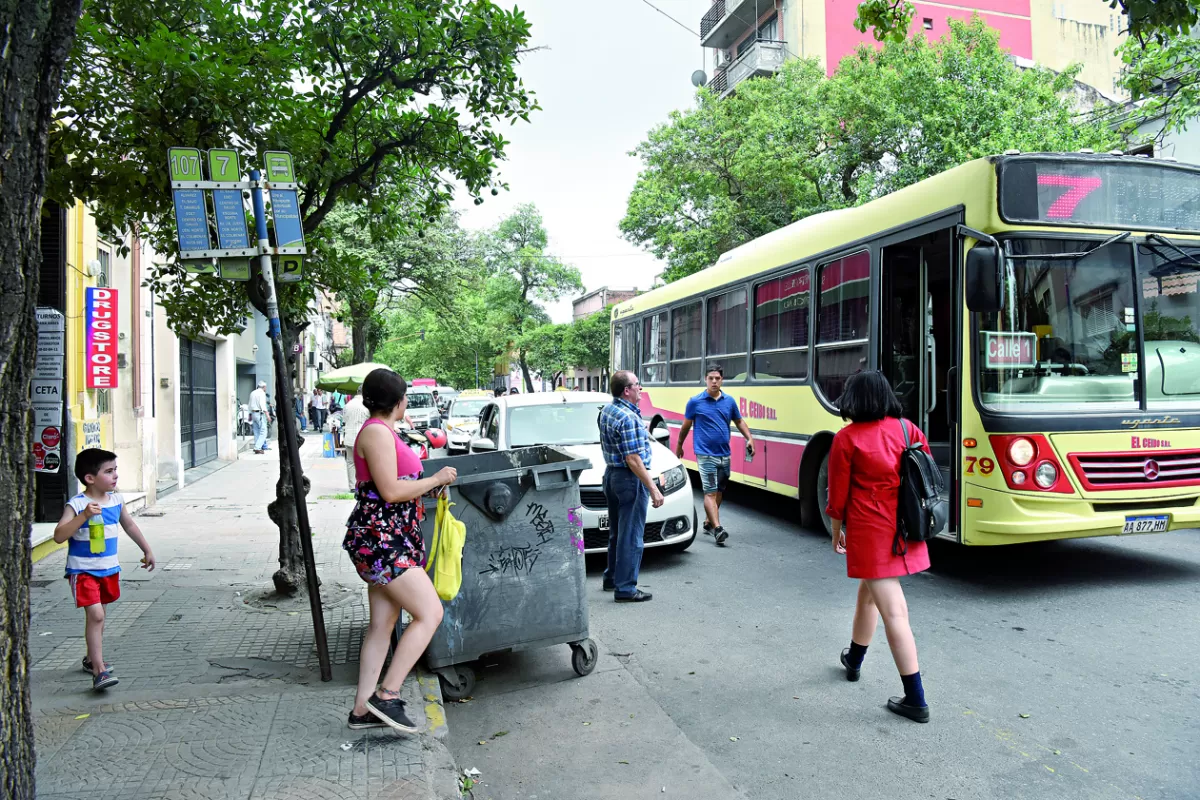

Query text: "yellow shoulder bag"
[425, 488, 466, 602]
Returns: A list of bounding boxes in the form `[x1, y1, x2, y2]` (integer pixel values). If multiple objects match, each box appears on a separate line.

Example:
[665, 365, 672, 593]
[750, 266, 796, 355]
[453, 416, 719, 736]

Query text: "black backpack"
[894, 419, 948, 555]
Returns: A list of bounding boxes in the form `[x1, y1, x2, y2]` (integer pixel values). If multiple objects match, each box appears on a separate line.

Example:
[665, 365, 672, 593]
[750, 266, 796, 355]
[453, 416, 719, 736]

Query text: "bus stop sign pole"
[249, 168, 332, 682]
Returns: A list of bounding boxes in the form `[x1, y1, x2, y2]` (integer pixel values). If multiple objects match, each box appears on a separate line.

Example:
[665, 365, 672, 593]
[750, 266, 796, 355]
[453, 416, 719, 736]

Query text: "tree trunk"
[0, 1, 83, 795]
[352, 313, 368, 364]
[268, 322, 310, 595]
[519, 348, 534, 393]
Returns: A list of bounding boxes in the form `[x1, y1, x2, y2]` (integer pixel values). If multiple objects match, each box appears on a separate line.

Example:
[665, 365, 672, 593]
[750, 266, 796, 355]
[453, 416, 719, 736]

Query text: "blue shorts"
[697, 455, 731, 495]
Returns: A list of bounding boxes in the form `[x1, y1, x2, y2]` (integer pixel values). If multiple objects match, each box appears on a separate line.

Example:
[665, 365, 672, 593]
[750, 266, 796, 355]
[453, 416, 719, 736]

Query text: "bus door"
[879, 224, 959, 530]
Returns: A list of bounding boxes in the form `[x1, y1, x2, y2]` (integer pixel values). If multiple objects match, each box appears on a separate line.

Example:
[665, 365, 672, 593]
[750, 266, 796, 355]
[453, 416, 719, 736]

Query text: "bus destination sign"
[998, 157, 1200, 233]
[983, 331, 1036, 369]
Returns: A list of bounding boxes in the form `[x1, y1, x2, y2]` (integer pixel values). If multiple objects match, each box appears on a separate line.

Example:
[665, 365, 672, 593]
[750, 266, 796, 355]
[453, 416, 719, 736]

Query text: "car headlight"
[659, 465, 686, 495]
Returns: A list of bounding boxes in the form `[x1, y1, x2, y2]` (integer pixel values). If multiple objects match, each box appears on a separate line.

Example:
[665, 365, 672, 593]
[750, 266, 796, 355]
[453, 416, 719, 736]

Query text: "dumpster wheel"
[437, 665, 476, 701]
[570, 639, 599, 677]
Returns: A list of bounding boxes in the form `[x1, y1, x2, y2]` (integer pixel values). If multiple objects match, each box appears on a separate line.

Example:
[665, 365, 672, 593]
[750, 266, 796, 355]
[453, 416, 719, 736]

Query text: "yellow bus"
[611, 152, 1200, 545]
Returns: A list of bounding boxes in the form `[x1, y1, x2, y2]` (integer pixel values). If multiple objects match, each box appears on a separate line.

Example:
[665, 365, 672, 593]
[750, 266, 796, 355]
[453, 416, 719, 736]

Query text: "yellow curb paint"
[425, 700, 446, 734]
[32, 538, 66, 563]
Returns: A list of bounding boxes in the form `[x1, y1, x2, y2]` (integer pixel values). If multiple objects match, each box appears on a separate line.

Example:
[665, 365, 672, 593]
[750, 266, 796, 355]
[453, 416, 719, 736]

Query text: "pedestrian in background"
[825, 370, 931, 723]
[674, 364, 755, 547]
[345, 368, 457, 733]
[249, 380, 271, 454]
[293, 389, 307, 432]
[341, 392, 369, 489]
[313, 388, 330, 432]
[599, 370, 663, 603]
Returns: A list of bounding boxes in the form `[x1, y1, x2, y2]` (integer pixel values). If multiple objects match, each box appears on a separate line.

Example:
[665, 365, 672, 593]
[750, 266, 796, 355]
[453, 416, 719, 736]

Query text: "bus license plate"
[598, 515, 609, 531]
[1123, 515, 1169, 534]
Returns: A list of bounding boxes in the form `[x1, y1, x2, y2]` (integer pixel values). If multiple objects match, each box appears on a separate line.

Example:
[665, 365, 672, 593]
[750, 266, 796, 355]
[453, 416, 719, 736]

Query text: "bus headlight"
[1011, 470, 1027, 486]
[1008, 437, 1036, 467]
[1034, 461, 1058, 489]
[659, 465, 687, 495]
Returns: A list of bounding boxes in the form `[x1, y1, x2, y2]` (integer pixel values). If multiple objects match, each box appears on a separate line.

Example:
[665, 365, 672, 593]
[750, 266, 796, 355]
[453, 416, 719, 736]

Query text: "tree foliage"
[565, 308, 613, 373]
[49, 0, 537, 336]
[622, 19, 1122, 283]
[1117, 32, 1200, 143]
[482, 204, 582, 390]
[855, 0, 1200, 45]
[520, 322, 571, 384]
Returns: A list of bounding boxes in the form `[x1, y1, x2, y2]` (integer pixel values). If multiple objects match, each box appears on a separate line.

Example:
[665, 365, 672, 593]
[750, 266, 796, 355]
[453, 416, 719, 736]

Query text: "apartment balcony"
[709, 40, 787, 97]
[700, 0, 771, 50]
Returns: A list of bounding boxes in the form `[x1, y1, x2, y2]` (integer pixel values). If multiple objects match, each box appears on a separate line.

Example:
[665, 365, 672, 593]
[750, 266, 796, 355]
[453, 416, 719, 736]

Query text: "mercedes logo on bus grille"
[1143, 459, 1161, 480]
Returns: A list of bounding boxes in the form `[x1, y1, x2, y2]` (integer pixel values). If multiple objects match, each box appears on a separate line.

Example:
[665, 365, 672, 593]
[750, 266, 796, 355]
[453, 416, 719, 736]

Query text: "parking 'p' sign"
[278, 255, 304, 283]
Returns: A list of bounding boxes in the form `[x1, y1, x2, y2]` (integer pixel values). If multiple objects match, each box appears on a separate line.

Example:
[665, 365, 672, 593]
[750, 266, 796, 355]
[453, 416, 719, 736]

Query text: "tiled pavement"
[30, 435, 459, 800]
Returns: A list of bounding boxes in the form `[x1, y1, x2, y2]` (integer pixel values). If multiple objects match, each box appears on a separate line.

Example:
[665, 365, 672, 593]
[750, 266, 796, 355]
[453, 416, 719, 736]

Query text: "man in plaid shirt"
[599, 370, 663, 603]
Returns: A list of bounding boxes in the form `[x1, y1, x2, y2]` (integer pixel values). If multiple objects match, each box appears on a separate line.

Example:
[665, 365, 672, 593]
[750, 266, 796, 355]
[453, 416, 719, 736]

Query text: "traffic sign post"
[165, 147, 328, 681]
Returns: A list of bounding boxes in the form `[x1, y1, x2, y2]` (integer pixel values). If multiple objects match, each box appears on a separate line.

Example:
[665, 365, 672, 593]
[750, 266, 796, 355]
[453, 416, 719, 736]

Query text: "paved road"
[447, 480, 1200, 799]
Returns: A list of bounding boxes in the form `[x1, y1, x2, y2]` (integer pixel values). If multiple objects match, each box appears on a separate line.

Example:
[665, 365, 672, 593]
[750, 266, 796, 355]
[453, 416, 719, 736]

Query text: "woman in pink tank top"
[343, 369, 457, 734]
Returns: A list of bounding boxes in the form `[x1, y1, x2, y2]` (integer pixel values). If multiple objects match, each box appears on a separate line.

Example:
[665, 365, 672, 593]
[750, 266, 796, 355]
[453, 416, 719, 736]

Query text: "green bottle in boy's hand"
[88, 515, 105, 553]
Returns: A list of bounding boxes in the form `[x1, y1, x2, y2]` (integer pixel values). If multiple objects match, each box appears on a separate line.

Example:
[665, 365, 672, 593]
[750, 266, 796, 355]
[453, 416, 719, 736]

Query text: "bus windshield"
[976, 237, 1200, 412]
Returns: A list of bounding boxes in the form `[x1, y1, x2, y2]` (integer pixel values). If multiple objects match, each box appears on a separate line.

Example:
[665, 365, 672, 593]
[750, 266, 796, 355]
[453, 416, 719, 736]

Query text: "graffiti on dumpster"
[479, 544, 542, 577]
[525, 501, 555, 544]
[567, 506, 585, 554]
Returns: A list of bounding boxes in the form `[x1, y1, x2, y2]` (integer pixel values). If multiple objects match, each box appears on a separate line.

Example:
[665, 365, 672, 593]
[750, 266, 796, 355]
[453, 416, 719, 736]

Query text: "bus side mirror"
[965, 244, 1002, 313]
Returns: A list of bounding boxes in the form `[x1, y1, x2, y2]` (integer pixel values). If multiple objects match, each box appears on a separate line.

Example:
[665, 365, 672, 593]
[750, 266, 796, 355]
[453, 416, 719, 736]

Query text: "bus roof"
[613, 155, 999, 318]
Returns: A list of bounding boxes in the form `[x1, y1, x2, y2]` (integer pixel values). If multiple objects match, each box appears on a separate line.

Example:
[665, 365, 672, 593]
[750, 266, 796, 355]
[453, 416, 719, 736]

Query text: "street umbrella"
[315, 362, 391, 393]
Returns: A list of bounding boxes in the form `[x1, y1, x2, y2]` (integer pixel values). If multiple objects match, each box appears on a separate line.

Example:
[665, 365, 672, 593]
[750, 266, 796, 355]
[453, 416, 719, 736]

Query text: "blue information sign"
[172, 189, 211, 252]
[270, 189, 305, 249]
[212, 189, 250, 250]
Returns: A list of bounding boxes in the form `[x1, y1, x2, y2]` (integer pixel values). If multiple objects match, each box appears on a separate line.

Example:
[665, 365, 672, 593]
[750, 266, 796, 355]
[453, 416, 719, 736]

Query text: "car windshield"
[975, 237, 1139, 411]
[450, 399, 488, 418]
[507, 402, 605, 448]
[407, 393, 436, 409]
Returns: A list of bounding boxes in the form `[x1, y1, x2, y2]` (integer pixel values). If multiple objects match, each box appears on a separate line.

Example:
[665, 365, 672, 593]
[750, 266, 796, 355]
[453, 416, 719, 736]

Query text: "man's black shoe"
[702, 520, 713, 536]
[365, 692, 419, 733]
[887, 697, 930, 723]
[714, 526, 728, 546]
[615, 590, 653, 603]
[602, 580, 615, 592]
[348, 710, 388, 730]
[839, 649, 861, 682]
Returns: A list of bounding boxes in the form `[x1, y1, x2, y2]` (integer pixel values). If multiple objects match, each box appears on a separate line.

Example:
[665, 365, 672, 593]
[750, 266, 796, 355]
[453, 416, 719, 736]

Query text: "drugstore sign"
[85, 288, 118, 389]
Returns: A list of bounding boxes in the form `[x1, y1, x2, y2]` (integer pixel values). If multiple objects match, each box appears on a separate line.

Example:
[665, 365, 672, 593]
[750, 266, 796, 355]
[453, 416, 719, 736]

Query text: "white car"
[405, 389, 442, 431]
[469, 391, 697, 554]
[444, 394, 492, 455]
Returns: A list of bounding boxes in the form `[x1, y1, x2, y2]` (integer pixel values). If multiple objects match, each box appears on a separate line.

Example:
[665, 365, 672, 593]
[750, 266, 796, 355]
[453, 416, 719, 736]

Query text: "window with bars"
[96, 247, 111, 288]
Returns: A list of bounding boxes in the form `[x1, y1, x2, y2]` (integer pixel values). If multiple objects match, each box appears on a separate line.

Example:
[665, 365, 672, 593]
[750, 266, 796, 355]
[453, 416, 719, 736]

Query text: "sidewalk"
[29, 433, 460, 800]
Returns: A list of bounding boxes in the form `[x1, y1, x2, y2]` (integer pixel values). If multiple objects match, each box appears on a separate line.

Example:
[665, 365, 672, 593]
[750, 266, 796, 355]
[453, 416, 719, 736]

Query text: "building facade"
[700, 0, 1128, 99]
[568, 286, 637, 392]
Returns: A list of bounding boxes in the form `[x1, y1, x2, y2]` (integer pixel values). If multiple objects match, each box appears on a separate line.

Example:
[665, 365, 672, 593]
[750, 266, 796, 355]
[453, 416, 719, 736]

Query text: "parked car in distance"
[405, 388, 442, 431]
[444, 392, 492, 455]
[469, 391, 697, 554]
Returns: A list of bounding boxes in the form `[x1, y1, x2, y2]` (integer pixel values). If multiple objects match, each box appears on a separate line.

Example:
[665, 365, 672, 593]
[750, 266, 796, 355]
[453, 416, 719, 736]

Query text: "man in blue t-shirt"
[675, 365, 755, 546]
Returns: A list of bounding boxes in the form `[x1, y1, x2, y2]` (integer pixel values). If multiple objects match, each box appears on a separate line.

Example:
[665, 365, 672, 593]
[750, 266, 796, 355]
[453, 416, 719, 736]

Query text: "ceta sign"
[85, 287, 119, 389]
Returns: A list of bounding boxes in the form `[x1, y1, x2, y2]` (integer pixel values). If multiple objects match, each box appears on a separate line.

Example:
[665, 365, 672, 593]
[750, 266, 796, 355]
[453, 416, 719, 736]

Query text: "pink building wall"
[823, 0, 1032, 74]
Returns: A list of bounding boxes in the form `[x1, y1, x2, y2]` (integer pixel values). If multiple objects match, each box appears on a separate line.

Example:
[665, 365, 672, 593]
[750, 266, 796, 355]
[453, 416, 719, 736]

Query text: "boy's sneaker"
[348, 709, 389, 730]
[81, 656, 112, 674]
[714, 526, 729, 546]
[365, 692, 419, 734]
[92, 670, 118, 691]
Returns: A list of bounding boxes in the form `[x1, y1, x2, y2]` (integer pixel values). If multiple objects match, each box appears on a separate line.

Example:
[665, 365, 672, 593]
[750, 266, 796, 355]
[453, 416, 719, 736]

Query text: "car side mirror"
[965, 244, 1003, 313]
[471, 438, 496, 453]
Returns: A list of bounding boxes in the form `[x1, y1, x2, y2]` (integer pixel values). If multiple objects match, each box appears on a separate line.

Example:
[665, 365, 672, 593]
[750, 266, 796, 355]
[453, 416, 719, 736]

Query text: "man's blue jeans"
[252, 412, 268, 451]
[603, 467, 648, 598]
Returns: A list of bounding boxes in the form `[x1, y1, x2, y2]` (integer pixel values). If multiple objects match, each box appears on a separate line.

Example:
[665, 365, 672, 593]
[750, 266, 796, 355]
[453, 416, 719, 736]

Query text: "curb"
[417, 668, 449, 740]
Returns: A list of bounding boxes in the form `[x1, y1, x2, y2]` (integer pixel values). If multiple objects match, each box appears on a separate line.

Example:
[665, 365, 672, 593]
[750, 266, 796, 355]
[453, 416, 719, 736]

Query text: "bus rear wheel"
[814, 452, 832, 537]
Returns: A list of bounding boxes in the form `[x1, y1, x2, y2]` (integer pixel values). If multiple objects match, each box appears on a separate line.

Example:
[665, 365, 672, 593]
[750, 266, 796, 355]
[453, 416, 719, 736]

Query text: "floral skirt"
[342, 480, 425, 586]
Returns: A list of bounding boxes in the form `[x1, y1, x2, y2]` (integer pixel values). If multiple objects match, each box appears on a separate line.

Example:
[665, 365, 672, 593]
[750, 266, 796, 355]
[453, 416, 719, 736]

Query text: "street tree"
[484, 204, 583, 391]
[0, 1, 83, 794]
[521, 322, 572, 386]
[564, 308, 614, 385]
[854, 0, 1200, 45]
[623, 19, 1121, 283]
[48, 0, 536, 594]
[1117, 31, 1200, 145]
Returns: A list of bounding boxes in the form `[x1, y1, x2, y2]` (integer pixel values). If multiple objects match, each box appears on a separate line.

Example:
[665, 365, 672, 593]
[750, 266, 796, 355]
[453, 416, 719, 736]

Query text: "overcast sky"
[453, 0, 713, 323]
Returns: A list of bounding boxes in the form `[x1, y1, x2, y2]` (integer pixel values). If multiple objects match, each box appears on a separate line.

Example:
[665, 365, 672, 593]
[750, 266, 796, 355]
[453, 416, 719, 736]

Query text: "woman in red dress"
[825, 371, 931, 723]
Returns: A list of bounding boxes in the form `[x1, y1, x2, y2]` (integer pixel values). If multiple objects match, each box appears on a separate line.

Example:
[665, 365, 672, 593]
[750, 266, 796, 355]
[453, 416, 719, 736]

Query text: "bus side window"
[814, 251, 870, 402]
